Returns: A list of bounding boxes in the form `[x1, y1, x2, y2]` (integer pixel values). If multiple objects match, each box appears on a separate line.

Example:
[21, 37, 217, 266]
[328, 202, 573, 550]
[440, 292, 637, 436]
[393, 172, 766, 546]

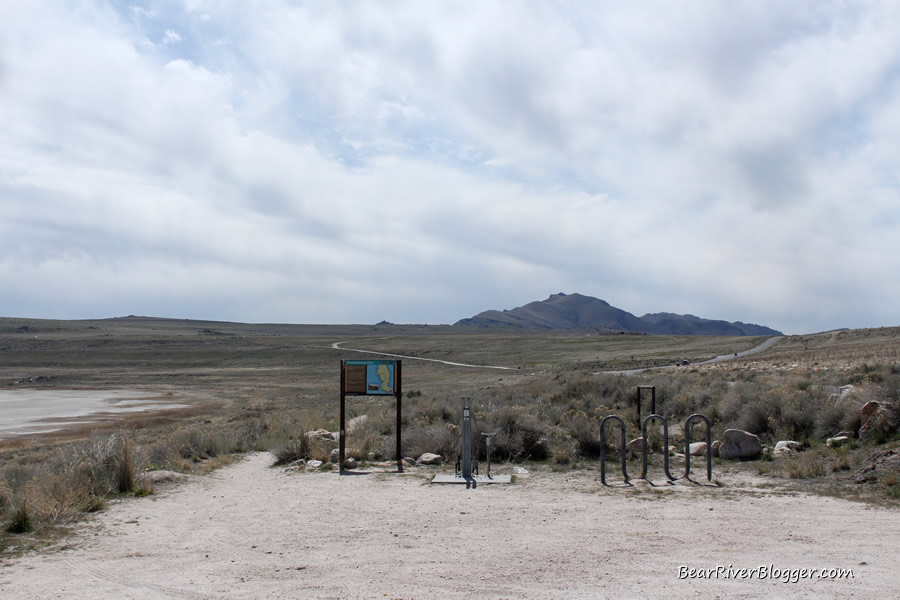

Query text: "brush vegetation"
[2, 317, 900, 554]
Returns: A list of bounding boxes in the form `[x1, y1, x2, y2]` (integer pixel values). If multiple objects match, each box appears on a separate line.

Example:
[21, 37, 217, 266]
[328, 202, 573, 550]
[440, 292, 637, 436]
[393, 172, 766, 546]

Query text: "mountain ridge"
[454, 293, 782, 336]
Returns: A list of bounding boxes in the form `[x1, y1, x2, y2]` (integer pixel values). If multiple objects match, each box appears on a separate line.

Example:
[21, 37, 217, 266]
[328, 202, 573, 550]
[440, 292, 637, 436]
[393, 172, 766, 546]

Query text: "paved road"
[603, 336, 783, 376]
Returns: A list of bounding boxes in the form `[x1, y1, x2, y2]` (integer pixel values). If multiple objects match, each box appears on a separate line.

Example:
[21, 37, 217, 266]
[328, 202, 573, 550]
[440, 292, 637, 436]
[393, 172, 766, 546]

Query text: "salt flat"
[0, 390, 188, 438]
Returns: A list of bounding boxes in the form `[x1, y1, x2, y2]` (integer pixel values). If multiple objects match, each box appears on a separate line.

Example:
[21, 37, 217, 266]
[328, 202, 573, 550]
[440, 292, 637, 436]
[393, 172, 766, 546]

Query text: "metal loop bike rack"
[599, 415, 630, 486]
[683, 413, 712, 482]
[641, 414, 676, 482]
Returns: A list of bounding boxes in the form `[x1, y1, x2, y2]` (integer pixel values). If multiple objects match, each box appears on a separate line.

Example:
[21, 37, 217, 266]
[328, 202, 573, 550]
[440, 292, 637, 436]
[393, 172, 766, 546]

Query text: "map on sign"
[344, 360, 395, 395]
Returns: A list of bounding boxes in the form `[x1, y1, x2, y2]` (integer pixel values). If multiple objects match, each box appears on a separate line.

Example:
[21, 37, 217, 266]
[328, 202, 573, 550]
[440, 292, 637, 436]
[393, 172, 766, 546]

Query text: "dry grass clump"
[0, 431, 144, 537]
[402, 424, 458, 460]
[784, 452, 827, 479]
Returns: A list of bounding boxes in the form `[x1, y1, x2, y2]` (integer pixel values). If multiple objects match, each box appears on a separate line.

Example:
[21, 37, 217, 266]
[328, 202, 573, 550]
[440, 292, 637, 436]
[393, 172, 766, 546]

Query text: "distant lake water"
[0, 390, 189, 438]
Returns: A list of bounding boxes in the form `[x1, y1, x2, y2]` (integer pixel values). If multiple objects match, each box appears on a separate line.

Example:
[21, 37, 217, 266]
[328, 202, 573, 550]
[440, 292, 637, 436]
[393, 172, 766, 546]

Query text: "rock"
[417, 453, 443, 466]
[839, 385, 855, 400]
[827, 436, 850, 448]
[772, 440, 800, 457]
[402, 457, 417, 467]
[774, 440, 802, 457]
[306, 429, 334, 441]
[859, 403, 889, 441]
[718, 429, 762, 460]
[627, 437, 649, 455]
[513, 466, 529, 474]
[834, 431, 856, 439]
[330, 448, 360, 463]
[774, 440, 800, 451]
[343, 457, 358, 469]
[307, 460, 323, 468]
[710, 440, 721, 457]
[688, 442, 708, 456]
[860, 401, 881, 424]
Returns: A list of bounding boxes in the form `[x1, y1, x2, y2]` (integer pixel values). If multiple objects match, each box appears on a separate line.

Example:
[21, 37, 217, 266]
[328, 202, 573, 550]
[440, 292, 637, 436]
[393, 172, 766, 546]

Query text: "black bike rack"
[599, 415, 630, 486]
[598, 413, 714, 486]
[683, 413, 712, 482]
[641, 414, 677, 482]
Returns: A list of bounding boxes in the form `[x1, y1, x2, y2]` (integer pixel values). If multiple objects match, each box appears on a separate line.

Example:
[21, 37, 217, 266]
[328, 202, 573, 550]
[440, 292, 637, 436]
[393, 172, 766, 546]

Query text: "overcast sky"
[2, 2, 899, 334]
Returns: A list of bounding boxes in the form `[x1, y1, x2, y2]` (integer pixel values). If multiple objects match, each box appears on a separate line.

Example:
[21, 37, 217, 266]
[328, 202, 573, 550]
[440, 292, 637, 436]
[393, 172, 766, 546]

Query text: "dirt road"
[1, 452, 896, 599]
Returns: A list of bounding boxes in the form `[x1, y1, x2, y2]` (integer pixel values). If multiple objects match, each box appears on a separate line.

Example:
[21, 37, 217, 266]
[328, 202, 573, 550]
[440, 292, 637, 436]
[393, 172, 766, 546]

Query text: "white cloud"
[0, 2, 899, 333]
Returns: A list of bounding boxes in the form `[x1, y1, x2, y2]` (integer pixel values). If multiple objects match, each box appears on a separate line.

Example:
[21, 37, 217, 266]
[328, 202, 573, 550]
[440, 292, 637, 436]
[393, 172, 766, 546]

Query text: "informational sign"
[340, 358, 403, 473]
[343, 360, 396, 395]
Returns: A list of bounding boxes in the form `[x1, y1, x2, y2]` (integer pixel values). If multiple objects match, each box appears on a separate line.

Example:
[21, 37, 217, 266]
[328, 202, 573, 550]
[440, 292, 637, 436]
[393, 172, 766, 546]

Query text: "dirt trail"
[329, 340, 517, 370]
[1, 452, 897, 599]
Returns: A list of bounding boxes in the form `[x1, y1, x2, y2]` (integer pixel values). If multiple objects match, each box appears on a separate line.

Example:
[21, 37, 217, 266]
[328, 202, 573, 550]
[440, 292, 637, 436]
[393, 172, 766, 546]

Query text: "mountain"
[454, 293, 782, 336]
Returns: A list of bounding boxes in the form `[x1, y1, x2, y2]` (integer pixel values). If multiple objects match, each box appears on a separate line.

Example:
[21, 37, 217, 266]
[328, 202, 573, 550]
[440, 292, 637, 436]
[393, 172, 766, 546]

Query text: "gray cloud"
[1, 2, 899, 333]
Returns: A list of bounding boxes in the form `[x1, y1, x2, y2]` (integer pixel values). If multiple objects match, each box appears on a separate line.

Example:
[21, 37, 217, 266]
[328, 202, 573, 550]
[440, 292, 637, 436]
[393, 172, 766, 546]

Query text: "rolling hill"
[454, 293, 782, 336]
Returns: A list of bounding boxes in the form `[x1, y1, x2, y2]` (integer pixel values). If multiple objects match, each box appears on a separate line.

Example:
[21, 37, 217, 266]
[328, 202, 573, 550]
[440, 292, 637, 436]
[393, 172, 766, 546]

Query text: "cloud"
[1, 2, 899, 333]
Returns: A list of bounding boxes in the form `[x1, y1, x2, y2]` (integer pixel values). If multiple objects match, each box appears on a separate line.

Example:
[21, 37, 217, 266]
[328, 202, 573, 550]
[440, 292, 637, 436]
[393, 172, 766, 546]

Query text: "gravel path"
[1, 452, 897, 599]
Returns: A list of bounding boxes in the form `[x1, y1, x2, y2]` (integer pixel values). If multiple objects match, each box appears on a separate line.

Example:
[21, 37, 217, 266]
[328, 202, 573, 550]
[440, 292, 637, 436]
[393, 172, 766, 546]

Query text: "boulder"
[306, 429, 335, 441]
[307, 460, 323, 468]
[688, 442, 708, 456]
[627, 437, 648, 455]
[772, 440, 803, 456]
[834, 431, 856, 439]
[402, 457, 417, 467]
[710, 440, 721, 457]
[416, 453, 443, 466]
[860, 401, 881, 424]
[774, 440, 801, 451]
[343, 457, 358, 469]
[859, 404, 889, 441]
[718, 429, 762, 460]
[774, 440, 802, 457]
[826, 436, 850, 448]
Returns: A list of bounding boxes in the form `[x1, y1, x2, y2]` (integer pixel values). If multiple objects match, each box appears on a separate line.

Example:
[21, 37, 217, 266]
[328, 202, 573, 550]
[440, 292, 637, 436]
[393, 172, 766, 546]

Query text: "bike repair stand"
[432, 397, 512, 487]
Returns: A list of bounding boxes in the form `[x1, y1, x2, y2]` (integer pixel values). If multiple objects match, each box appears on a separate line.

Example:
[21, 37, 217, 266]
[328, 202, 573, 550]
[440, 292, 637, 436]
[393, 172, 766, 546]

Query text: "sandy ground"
[1, 453, 897, 600]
